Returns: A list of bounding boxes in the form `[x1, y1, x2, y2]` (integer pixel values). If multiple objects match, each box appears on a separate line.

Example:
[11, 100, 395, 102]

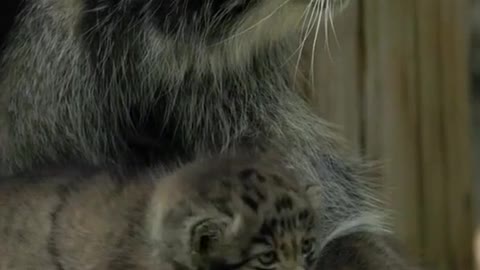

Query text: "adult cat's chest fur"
[0, 0, 325, 173]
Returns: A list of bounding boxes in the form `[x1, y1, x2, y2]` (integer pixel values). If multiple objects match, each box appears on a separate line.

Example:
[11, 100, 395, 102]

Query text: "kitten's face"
[147, 156, 320, 270]
[186, 200, 318, 270]
[149, 0, 350, 42]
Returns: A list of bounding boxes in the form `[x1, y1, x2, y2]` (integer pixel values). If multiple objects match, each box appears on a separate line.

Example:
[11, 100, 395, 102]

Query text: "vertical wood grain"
[362, 0, 423, 257]
[416, 0, 451, 266]
[304, 0, 474, 269]
[437, 0, 473, 268]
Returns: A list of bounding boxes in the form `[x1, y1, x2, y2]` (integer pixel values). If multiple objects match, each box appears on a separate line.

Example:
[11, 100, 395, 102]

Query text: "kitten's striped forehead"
[148, 157, 318, 270]
[232, 167, 318, 269]
[233, 168, 294, 207]
[232, 167, 315, 231]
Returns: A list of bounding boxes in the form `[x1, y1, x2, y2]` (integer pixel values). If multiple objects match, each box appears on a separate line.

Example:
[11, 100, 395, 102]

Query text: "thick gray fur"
[0, 0, 418, 268]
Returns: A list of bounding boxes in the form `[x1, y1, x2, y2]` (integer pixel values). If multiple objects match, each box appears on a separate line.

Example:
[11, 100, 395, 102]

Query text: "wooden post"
[304, 0, 474, 269]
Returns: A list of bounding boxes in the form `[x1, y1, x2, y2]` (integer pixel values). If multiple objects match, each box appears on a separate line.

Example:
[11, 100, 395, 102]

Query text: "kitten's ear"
[190, 214, 246, 267]
[190, 218, 228, 256]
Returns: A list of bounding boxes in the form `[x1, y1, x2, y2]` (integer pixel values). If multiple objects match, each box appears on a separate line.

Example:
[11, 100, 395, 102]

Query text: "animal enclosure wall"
[302, 0, 474, 269]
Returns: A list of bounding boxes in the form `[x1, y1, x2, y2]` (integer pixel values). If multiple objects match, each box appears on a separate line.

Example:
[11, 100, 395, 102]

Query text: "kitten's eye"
[257, 251, 277, 265]
[302, 238, 315, 254]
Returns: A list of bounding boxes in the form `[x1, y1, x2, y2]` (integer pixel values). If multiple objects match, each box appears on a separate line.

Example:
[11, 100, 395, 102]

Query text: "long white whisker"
[280, 3, 315, 67]
[324, 0, 334, 62]
[309, 0, 326, 89]
[292, 0, 320, 84]
[329, 2, 342, 50]
[297, 1, 316, 32]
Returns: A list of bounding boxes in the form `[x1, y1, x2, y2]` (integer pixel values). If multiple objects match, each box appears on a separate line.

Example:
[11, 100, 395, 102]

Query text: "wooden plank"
[415, 0, 450, 269]
[438, 0, 473, 268]
[414, 0, 474, 269]
[362, 0, 423, 256]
